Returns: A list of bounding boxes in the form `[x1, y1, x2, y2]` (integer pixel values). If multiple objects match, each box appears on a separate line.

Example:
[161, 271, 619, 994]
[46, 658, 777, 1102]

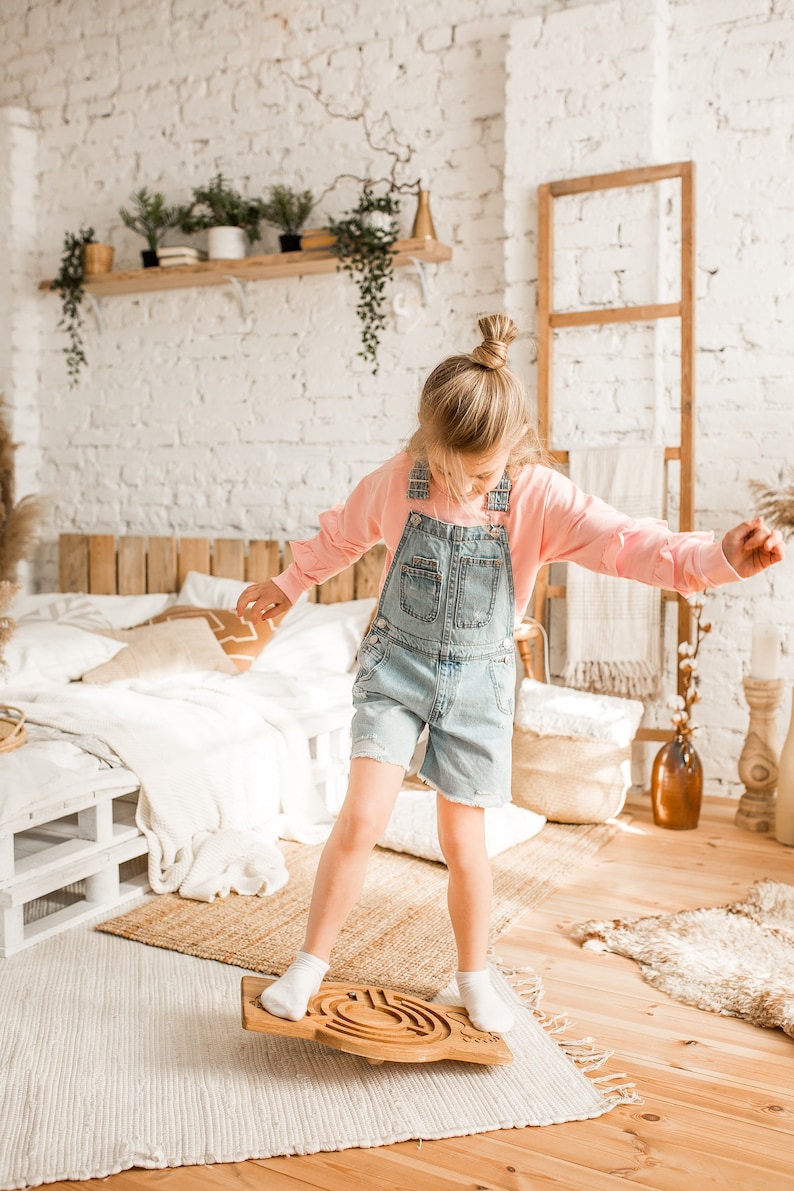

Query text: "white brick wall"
[1, 0, 793, 795]
[506, 0, 794, 791]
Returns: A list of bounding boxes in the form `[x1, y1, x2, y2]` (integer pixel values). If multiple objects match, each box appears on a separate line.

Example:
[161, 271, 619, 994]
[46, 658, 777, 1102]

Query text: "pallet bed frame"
[0, 534, 389, 957]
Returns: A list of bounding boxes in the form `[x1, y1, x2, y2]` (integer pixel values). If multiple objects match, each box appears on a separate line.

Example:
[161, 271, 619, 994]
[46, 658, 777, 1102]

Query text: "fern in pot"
[180, 173, 263, 260]
[119, 187, 187, 267]
[259, 184, 315, 252]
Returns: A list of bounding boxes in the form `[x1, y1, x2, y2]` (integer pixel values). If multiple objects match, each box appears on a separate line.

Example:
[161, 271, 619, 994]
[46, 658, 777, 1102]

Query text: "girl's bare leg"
[260, 757, 404, 1019]
[436, 795, 514, 1032]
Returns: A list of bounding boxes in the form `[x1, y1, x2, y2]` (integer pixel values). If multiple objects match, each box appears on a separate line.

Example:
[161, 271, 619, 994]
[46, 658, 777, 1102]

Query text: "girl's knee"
[333, 806, 387, 853]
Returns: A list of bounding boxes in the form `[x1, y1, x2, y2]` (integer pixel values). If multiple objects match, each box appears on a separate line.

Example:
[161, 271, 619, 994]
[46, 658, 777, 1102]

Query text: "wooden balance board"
[241, 976, 513, 1066]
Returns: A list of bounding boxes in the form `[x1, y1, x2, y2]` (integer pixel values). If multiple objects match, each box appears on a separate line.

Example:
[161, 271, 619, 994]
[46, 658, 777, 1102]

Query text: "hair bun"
[470, 314, 519, 370]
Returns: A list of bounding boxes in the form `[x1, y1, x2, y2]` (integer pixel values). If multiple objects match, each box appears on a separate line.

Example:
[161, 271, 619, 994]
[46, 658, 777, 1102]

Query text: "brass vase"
[650, 731, 703, 829]
[410, 189, 437, 240]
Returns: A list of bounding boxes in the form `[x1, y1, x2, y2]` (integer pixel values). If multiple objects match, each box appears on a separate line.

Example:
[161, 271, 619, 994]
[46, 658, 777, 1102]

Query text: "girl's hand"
[236, 579, 293, 623]
[722, 517, 785, 579]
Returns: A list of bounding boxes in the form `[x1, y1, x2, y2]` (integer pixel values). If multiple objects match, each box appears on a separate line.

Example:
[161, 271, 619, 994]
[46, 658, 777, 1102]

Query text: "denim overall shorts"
[351, 461, 516, 808]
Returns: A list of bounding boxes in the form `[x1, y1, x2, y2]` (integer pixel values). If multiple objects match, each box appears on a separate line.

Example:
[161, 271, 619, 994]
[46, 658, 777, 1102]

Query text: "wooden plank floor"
[49, 796, 794, 1191]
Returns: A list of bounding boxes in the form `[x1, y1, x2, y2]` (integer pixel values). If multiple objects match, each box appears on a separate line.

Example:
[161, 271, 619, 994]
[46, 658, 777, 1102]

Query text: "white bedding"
[1, 591, 373, 902]
[6, 671, 341, 901]
[0, 732, 138, 828]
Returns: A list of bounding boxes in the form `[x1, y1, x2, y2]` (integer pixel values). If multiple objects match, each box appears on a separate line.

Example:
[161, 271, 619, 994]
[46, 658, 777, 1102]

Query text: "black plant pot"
[279, 234, 301, 253]
[141, 249, 159, 268]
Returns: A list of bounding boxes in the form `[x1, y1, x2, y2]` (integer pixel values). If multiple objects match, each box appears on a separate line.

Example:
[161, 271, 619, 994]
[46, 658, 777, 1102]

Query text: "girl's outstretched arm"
[721, 517, 785, 579]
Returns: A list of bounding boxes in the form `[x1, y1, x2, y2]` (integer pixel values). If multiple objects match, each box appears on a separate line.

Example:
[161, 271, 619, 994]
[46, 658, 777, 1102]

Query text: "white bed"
[0, 535, 380, 955]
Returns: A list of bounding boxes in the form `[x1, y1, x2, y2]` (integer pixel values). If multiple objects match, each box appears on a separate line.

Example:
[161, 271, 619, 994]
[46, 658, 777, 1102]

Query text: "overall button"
[410, 513, 422, 526]
[490, 526, 501, 538]
[502, 637, 512, 649]
[377, 619, 388, 629]
[370, 635, 379, 644]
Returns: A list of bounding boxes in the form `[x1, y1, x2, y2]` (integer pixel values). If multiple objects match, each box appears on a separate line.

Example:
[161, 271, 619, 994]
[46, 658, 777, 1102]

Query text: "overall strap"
[406, 460, 511, 512]
[407, 460, 431, 501]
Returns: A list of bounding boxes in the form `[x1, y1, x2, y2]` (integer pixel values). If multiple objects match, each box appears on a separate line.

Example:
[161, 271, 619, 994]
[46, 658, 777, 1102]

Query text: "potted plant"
[119, 187, 187, 267]
[328, 184, 401, 373]
[50, 225, 99, 386]
[179, 173, 263, 260]
[259, 184, 315, 252]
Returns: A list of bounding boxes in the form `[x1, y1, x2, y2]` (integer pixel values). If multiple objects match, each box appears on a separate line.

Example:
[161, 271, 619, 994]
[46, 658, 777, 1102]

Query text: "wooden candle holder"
[241, 976, 513, 1066]
[735, 677, 785, 833]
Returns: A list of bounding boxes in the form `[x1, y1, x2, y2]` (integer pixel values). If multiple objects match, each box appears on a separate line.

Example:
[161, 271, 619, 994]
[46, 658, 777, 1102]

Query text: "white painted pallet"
[1, 716, 353, 957]
[0, 782, 147, 957]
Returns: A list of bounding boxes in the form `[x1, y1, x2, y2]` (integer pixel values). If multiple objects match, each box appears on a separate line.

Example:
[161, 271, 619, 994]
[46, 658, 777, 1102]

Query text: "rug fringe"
[492, 953, 643, 1107]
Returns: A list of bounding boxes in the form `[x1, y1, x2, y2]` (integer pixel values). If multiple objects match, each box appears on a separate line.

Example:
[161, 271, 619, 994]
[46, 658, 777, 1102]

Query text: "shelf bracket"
[85, 292, 105, 336]
[407, 256, 435, 307]
[224, 275, 252, 327]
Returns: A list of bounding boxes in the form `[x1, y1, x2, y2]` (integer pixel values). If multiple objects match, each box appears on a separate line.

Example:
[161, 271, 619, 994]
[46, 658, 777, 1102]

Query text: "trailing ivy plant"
[50, 226, 95, 387]
[328, 184, 400, 373]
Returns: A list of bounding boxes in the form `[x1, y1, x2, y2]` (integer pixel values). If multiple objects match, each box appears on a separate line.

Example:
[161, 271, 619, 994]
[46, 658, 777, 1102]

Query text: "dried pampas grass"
[0, 579, 18, 673]
[750, 471, 794, 539]
[0, 493, 46, 581]
[0, 394, 46, 582]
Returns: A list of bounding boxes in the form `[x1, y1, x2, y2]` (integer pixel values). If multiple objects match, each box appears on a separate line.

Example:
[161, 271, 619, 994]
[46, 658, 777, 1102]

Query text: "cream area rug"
[0, 911, 638, 1190]
[97, 821, 620, 998]
[571, 880, 794, 1038]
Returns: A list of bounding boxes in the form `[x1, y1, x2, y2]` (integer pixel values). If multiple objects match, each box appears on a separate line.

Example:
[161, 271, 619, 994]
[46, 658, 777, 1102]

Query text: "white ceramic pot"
[207, 226, 248, 260]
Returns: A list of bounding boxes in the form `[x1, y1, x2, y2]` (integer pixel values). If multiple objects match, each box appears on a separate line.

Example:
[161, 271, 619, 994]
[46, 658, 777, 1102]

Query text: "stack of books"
[157, 246, 208, 268]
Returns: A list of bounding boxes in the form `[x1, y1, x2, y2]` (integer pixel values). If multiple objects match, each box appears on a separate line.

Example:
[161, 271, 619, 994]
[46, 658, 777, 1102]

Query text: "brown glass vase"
[650, 731, 703, 829]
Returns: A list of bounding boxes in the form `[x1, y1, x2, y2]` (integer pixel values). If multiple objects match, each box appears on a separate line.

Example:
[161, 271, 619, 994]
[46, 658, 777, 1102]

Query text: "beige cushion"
[82, 619, 238, 683]
[148, 606, 274, 672]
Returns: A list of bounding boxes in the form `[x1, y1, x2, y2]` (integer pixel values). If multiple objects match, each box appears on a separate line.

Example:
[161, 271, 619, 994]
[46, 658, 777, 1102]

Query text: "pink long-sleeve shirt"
[273, 452, 740, 622]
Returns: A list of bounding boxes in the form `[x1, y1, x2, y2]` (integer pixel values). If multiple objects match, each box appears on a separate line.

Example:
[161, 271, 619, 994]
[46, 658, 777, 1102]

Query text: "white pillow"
[252, 597, 376, 676]
[0, 622, 126, 687]
[11, 591, 174, 630]
[378, 786, 546, 864]
[515, 679, 644, 746]
[73, 592, 175, 629]
[177, 570, 247, 612]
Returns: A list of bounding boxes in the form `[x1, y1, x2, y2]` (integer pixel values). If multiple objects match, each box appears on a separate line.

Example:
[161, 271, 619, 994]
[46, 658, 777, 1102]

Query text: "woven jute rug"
[98, 820, 621, 998]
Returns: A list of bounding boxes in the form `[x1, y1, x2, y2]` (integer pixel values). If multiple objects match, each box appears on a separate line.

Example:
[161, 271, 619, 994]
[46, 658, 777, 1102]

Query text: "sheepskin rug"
[570, 880, 794, 1038]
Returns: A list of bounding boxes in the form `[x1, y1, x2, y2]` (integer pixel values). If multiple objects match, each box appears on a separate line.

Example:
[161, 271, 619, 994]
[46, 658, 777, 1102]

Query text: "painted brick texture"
[1, 0, 792, 794]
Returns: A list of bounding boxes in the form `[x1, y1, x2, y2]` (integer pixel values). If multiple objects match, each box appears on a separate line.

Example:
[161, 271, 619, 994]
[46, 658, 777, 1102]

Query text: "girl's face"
[427, 445, 512, 500]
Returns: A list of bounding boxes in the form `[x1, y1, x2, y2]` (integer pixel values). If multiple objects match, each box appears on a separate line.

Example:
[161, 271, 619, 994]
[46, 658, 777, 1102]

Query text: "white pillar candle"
[750, 622, 780, 681]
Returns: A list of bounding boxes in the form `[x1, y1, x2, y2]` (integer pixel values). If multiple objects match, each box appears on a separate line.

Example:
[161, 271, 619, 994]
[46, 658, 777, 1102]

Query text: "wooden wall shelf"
[39, 238, 452, 298]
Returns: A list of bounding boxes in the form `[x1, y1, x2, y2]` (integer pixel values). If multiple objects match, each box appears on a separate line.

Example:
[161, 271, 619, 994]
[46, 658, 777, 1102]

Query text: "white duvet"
[6, 671, 335, 902]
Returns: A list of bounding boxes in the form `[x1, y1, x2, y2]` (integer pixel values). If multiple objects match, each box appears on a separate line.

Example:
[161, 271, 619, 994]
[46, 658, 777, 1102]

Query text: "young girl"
[237, 314, 784, 1032]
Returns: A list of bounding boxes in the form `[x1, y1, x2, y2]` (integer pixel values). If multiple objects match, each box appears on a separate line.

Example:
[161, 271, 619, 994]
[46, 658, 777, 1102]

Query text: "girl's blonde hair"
[407, 314, 550, 504]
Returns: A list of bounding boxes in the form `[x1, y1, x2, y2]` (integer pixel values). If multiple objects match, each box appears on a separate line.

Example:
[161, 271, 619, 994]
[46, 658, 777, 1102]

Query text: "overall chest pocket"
[399, 557, 442, 623]
[454, 556, 502, 628]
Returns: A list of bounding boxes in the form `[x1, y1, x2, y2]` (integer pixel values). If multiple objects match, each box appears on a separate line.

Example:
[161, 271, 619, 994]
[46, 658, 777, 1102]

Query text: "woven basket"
[0, 705, 27, 753]
[512, 728, 631, 824]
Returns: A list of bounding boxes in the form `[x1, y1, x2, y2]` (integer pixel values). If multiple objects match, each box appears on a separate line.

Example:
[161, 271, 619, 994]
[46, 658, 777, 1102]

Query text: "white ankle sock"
[259, 951, 329, 1021]
[456, 969, 515, 1033]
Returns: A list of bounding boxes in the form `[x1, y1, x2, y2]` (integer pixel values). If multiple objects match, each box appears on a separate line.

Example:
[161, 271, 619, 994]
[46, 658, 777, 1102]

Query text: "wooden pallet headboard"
[58, 534, 387, 604]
